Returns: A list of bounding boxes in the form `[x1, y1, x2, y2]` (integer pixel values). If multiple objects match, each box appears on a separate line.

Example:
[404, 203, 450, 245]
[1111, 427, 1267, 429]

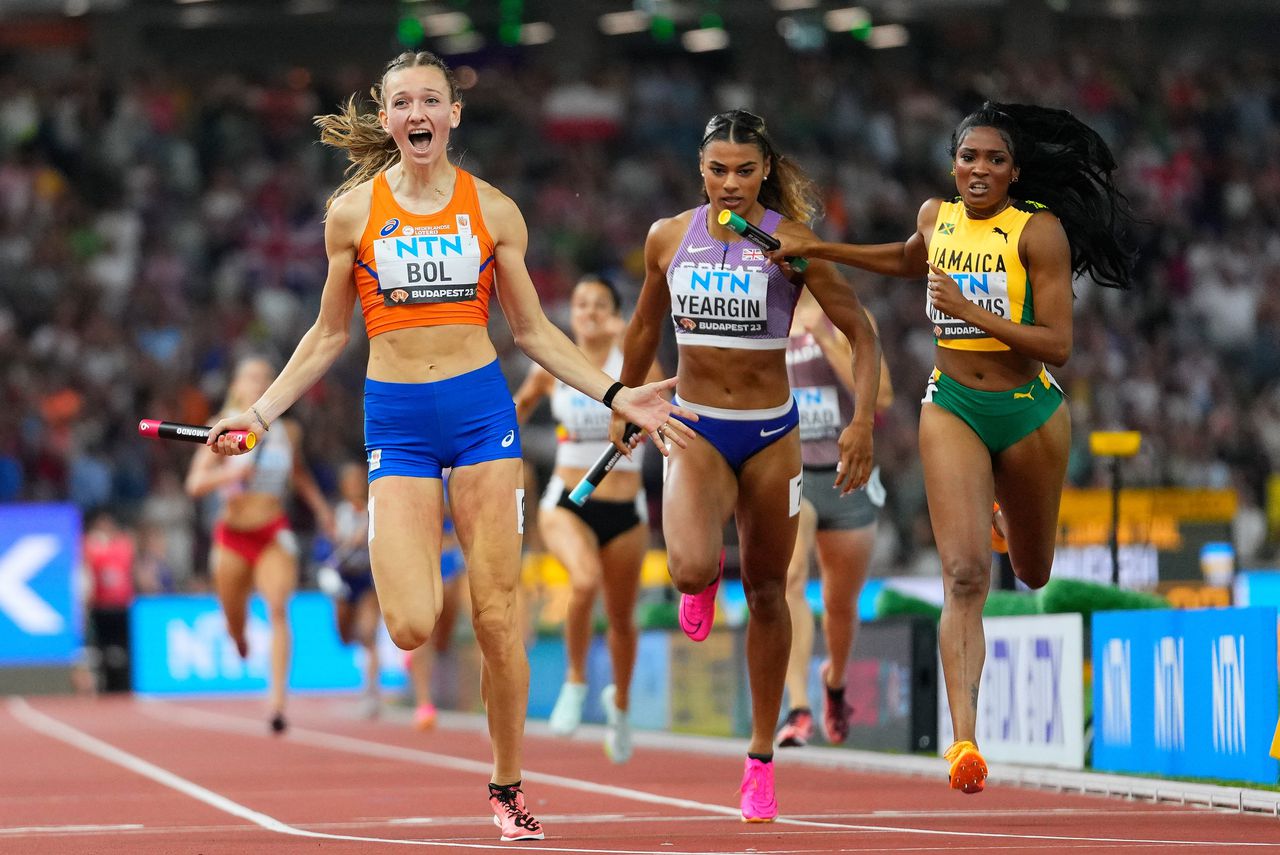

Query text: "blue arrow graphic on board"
[0, 535, 64, 634]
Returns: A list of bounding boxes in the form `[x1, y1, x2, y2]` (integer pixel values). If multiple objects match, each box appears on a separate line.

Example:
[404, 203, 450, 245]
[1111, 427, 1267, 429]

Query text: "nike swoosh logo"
[686, 245, 714, 253]
[760, 424, 790, 438]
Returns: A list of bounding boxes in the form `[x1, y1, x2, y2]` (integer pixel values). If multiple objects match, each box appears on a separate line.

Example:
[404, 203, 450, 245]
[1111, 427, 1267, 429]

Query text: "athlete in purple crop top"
[616, 109, 881, 822]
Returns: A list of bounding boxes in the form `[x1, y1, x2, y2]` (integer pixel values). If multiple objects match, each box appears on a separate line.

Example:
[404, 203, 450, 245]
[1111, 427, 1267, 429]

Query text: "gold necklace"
[964, 197, 1011, 220]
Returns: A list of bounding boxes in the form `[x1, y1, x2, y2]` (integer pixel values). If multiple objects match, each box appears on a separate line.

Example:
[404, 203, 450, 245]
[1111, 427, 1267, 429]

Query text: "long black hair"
[699, 109, 822, 226]
[950, 102, 1136, 290]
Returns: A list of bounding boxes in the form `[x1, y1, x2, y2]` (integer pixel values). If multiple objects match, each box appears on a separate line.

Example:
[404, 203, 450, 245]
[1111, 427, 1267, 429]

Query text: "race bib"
[794, 385, 841, 443]
[559, 391, 611, 442]
[372, 233, 481, 306]
[927, 270, 1011, 339]
[670, 264, 769, 337]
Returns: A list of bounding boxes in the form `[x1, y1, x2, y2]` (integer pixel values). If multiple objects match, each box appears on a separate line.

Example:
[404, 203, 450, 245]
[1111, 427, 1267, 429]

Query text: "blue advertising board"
[0, 503, 82, 666]
[131, 592, 407, 695]
[527, 631, 671, 731]
[1093, 607, 1278, 784]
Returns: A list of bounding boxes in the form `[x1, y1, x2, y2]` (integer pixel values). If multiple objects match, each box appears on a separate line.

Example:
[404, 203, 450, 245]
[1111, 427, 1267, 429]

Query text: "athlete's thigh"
[599, 521, 647, 611]
[919, 403, 995, 576]
[785, 498, 818, 597]
[662, 436, 738, 568]
[735, 431, 802, 588]
[447, 457, 525, 602]
[538, 506, 604, 590]
[993, 402, 1071, 571]
[210, 544, 253, 597]
[814, 523, 876, 604]
[253, 542, 298, 609]
[368, 475, 446, 605]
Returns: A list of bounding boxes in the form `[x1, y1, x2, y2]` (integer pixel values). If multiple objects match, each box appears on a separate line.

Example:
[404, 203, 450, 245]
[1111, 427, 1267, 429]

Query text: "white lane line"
[0, 824, 145, 836]
[6, 698, 804, 855]
[143, 702, 1280, 849]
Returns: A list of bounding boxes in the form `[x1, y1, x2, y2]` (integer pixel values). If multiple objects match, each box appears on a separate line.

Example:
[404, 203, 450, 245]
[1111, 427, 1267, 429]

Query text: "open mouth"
[408, 130, 433, 152]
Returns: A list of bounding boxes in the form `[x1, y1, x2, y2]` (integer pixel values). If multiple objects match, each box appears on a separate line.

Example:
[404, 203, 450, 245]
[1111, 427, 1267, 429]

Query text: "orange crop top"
[353, 169, 497, 339]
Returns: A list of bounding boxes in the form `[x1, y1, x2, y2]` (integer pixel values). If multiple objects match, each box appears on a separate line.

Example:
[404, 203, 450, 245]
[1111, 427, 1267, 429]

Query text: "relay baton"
[717, 209, 808, 272]
[138, 419, 257, 451]
[568, 423, 642, 506]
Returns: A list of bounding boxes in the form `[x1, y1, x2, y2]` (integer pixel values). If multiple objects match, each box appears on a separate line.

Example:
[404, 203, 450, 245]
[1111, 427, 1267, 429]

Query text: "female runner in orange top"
[205, 51, 693, 843]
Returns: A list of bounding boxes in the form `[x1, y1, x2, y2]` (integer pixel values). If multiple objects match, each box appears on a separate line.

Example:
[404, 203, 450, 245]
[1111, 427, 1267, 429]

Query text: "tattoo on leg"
[969, 683, 979, 710]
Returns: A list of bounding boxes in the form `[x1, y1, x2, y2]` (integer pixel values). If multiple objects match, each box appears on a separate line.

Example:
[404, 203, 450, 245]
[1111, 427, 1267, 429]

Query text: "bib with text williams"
[928, 270, 1011, 339]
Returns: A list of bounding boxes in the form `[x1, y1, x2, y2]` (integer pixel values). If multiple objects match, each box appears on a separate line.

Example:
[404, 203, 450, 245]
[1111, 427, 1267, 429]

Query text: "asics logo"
[760, 424, 790, 438]
[1013, 389, 1035, 400]
[686, 244, 714, 253]
[501, 430, 516, 447]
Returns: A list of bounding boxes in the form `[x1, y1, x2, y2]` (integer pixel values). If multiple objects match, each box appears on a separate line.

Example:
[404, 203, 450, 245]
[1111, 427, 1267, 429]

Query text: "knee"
[383, 610, 433, 651]
[744, 578, 787, 620]
[941, 557, 989, 600]
[1015, 559, 1052, 590]
[471, 605, 519, 651]
[668, 553, 717, 594]
[569, 582, 597, 605]
[604, 606, 635, 634]
[822, 594, 854, 624]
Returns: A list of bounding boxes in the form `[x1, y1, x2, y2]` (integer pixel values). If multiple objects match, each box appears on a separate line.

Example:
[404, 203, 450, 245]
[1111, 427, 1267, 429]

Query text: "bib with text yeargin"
[669, 263, 770, 338]
[372, 232, 482, 306]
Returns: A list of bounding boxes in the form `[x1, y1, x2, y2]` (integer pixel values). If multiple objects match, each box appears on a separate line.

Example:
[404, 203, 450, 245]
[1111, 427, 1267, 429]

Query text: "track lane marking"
[139, 701, 1280, 849]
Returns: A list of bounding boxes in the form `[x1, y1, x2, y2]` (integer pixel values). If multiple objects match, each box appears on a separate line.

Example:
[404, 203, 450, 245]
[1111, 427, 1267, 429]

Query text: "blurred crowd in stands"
[1, 30, 1278, 590]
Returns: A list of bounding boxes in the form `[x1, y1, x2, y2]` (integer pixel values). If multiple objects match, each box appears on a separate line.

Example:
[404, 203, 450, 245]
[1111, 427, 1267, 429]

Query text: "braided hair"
[950, 102, 1136, 289]
[699, 109, 822, 226]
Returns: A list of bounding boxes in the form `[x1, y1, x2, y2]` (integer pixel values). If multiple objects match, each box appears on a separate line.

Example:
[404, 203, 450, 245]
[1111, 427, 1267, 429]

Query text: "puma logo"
[993, 227, 1010, 243]
[1013, 389, 1035, 401]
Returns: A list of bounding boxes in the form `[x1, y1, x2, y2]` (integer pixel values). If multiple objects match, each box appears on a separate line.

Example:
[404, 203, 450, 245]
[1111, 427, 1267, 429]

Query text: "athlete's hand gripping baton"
[717, 209, 809, 272]
[568, 423, 642, 506]
[138, 419, 256, 452]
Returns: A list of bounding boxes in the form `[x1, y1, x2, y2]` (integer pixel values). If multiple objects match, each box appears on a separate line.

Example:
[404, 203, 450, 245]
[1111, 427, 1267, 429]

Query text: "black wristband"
[601, 381, 625, 410]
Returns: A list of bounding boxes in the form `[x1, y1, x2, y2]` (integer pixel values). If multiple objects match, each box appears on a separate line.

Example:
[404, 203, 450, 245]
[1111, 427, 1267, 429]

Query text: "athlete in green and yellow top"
[926, 196, 1039, 352]
[766, 101, 1135, 795]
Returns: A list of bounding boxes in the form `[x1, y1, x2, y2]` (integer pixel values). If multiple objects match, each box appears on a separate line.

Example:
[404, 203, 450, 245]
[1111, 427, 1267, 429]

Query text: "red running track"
[3, 695, 1277, 854]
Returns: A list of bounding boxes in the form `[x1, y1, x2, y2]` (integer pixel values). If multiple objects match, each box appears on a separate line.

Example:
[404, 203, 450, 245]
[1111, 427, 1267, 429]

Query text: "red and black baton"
[138, 419, 256, 451]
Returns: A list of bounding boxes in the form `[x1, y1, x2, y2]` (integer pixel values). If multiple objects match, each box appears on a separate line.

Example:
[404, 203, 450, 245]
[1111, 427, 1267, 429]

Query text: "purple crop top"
[666, 205, 802, 350]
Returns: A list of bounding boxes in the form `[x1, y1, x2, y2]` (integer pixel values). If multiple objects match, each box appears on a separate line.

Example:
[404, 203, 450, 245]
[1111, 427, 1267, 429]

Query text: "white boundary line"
[136, 700, 1279, 848]
[0, 824, 144, 836]
[413, 707, 1280, 819]
[5, 698, 793, 855]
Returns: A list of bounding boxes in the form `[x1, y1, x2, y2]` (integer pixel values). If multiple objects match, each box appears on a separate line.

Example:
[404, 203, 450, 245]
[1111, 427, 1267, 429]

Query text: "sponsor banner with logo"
[0, 504, 82, 666]
[1093, 607, 1278, 784]
[938, 613, 1084, 769]
[526, 631, 671, 732]
[130, 592, 408, 694]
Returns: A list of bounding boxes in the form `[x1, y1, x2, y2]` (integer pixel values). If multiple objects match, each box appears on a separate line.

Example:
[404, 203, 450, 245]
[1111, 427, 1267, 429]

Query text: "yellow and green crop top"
[926, 198, 1045, 352]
